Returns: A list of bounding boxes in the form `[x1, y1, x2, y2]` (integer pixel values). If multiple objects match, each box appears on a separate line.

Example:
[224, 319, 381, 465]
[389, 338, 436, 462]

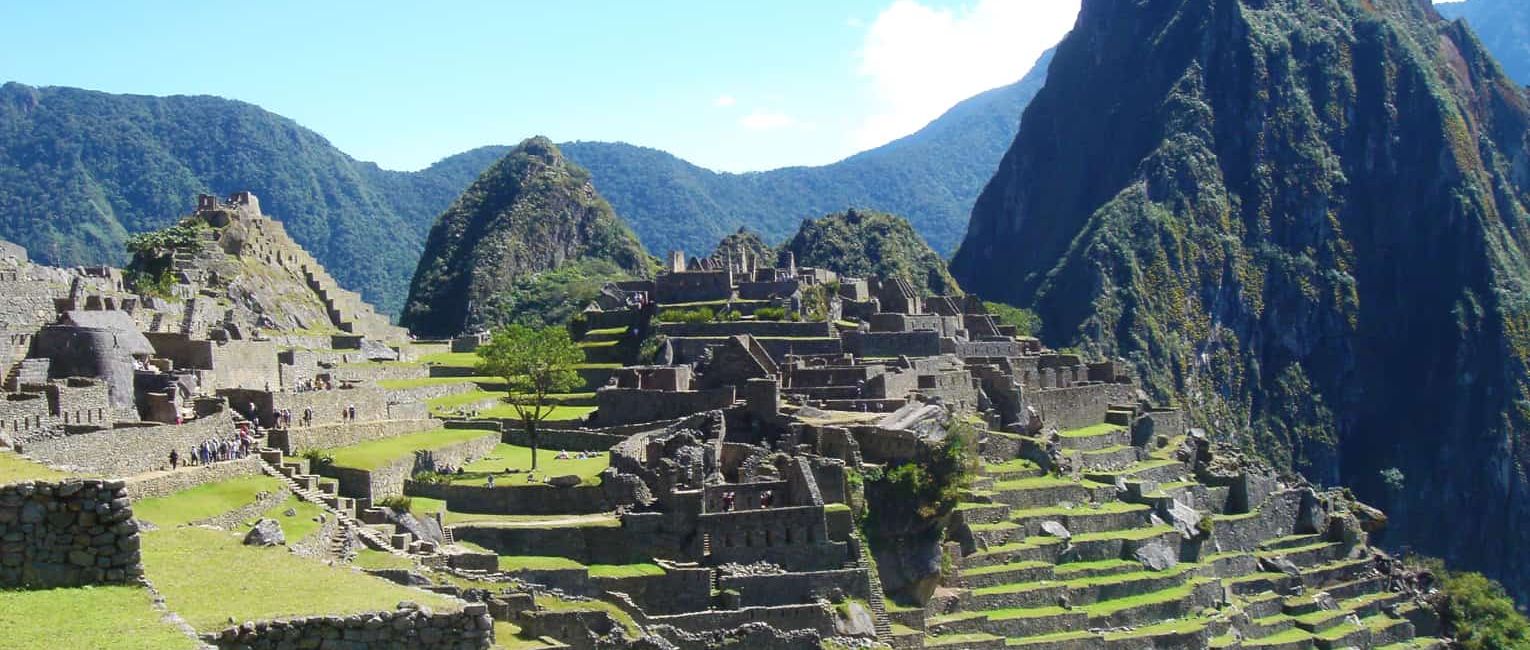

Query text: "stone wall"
[954, 340, 1025, 358]
[0, 479, 142, 588]
[319, 431, 497, 501]
[267, 418, 444, 454]
[202, 603, 493, 650]
[386, 381, 479, 404]
[21, 409, 237, 476]
[225, 384, 394, 429]
[1028, 382, 1137, 431]
[0, 392, 54, 442]
[720, 568, 868, 607]
[505, 426, 627, 452]
[123, 457, 261, 500]
[331, 362, 430, 383]
[842, 331, 941, 358]
[405, 480, 623, 516]
[591, 387, 736, 427]
[209, 340, 280, 390]
[658, 321, 834, 338]
[452, 521, 644, 565]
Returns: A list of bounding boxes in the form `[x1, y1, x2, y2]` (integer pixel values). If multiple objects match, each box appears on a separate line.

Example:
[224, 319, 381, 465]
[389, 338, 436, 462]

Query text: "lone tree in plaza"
[475, 324, 585, 470]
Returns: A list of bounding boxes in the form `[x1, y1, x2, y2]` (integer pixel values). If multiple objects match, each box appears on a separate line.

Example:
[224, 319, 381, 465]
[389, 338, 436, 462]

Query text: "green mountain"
[783, 209, 958, 296]
[1438, 0, 1530, 85]
[562, 50, 1052, 259]
[401, 137, 650, 338]
[952, 0, 1530, 599]
[0, 82, 495, 315]
[0, 49, 1048, 317]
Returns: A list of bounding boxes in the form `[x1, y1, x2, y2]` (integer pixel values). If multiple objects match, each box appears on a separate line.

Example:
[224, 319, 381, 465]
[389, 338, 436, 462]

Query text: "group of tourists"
[340, 404, 359, 421]
[718, 489, 773, 512]
[292, 377, 333, 393]
[168, 429, 254, 469]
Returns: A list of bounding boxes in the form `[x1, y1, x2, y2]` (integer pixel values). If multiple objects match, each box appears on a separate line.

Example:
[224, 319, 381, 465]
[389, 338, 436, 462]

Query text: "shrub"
[657, 307, 715, 324]
[1439, 569, 1530, 649]
[377, 495, 413, 513]
[754, 306, 787, 321]
[984, 301, 1043, 337]
[300, 449, 333, 469]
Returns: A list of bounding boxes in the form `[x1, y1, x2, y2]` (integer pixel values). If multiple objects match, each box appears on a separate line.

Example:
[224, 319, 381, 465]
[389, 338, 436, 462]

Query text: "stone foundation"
[0, 479, 142, 588]
[202, 603, 492, 649]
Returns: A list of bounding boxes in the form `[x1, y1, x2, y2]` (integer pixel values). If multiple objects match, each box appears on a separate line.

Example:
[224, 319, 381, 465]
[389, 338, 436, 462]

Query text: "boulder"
[833, 601, 877, 638]
[1134, 540, 1179, 571]
[1165, 499, 1204, 540]
[1040, 520, 1071, 541]
[548, 474, 583, 488]
[243, 518, 285, 546]
[360, 339, 399, 362]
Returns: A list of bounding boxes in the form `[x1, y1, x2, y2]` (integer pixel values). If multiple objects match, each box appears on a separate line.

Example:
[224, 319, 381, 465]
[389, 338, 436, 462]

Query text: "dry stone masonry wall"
[0, 479, 141, 588]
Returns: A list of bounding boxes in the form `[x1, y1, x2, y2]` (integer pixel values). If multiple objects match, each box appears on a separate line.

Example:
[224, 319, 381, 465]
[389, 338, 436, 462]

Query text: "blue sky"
[0, 1, 1079, 172]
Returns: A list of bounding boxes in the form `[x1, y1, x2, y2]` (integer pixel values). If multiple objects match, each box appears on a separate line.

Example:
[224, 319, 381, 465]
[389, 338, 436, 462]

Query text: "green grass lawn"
[499, 555, 586, 571]
[141, 527, 456, 631]
[377, 375, 500, 390]
[0, 585, 198, 650]
[1059, 423, 1126, 438]
[323, 428, 498, 471]
[588, 563, 665, 578]
[417, 351, 482, 368]
[0, 451, 67, 483]
[255, 495, 326, 543]
[133, 475, 284, 528]
[352, 548, 417, 571]
[448, 443, 609, 487]
[428, 390, 596, 416]
[477, 404, 595, 422]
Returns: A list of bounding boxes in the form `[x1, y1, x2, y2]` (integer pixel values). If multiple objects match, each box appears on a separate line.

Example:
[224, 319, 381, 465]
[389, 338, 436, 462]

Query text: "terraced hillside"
[894, 416, 1441, 649]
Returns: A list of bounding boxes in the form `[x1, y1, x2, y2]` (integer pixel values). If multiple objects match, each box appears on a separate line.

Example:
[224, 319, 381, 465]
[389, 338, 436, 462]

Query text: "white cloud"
[739, 109, 796, 131]
[713, 94, 737, 108]
[853, 0, 1080, 149]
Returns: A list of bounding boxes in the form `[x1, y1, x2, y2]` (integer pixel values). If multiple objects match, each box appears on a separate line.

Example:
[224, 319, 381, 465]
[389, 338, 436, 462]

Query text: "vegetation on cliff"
[1438, 0, 1530, 85]
[782, 209, 959, 296]
[950, 0, 1530, 599]
[401, 137, 651, 338]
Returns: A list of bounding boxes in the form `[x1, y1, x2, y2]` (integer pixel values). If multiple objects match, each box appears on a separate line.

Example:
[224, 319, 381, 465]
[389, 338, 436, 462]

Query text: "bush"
[984, 301, 1043, 337]
[300, 449, 333, 469]
[658, 307, 715, 324]
[377, 495, 413, 513]
[1439, 569, 1530, 649]
[754, 306, 787, 321]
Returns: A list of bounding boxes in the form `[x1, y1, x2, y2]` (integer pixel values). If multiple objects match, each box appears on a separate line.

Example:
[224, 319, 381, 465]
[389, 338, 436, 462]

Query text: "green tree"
[983, 301, 1043, 338]
[475, 324, 585, 470]
[1440, 570, 1530, 649]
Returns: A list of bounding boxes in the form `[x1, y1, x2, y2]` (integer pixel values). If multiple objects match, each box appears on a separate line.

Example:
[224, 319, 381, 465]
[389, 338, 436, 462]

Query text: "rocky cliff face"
[783, 209, 959, 296]
[951, 0, 1530, 599]
[1438, 0, 1530, 86]
[401, 137, 650, 338]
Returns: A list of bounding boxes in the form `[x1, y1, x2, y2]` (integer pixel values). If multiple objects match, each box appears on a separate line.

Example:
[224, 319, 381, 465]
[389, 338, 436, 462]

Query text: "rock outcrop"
[781, 209, 959, 296]
[950, 0, 1530, 599]
[401, 137, 652, 338]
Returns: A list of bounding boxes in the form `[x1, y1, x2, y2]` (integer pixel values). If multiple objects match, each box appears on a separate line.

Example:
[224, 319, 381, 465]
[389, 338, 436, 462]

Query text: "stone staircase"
[3, 358, 48, 391]
[850, 530, 894, 644]
[919, 422, 1437, 649]
[255, 449, 418, 559]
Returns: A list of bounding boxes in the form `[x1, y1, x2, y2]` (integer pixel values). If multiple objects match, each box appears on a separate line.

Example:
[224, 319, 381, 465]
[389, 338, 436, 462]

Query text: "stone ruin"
[0, 205, 1452, 649]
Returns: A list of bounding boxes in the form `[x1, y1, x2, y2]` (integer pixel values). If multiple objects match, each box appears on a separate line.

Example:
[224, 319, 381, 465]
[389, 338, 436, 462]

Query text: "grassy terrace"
[0, 451, 67, 483]
[322, 427, 498, 471]
[992, 475, 1109, 491]
[447, 443, 610, 487]
[971, 563, 1198, 597]
[378, 375, 500, 390]
[133, 474, 284, 527]
[0, 585, 197, 650]
[495, 555, 664, 578]
[1058, 423, 1125, 438]
[143, 527, 457, 631]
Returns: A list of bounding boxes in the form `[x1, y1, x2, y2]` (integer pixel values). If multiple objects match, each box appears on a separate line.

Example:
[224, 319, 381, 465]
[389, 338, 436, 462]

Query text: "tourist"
[169, 449, 179, 469]
[722, 491, 735, 512]
[486, 475, 495, 488]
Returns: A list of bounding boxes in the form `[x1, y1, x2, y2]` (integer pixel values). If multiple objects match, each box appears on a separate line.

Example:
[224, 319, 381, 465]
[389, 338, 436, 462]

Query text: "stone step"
[961, 538, 1066, 570]
[1301, 558, 1374, 589]
[1258, 534, 1325, 551]
[958, 561, 1054, 590]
